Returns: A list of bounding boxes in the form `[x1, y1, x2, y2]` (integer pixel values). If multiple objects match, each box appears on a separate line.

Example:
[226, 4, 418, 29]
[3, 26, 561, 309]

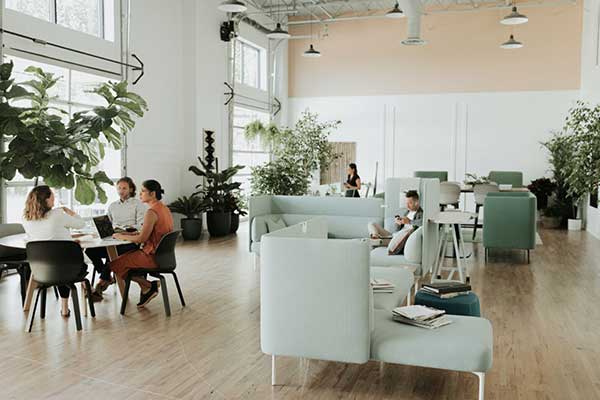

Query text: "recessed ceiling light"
[267, 23, 291, 40]
[303, 44, 321, 58]
[500, 34, 523, 49]
[501, 6, 528, 25]
[386, 3, 405, 18]
[218, 0, 247, 13]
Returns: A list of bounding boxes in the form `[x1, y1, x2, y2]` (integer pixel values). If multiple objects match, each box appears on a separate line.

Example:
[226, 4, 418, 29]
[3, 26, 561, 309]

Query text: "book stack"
[370, 279, 395, 293]
[392, 305, 452, 329]
[420, 281, 471, 299]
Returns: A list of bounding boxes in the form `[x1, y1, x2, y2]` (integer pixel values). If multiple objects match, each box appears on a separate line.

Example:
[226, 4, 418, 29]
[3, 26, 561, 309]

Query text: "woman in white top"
[22, 186, 87, 317]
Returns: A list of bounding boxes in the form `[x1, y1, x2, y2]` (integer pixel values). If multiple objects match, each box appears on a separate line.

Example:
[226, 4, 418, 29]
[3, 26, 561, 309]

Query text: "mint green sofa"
[483, 192, 536, 263]
[414, 170, 448, 182]
[488, 171, 523, 188]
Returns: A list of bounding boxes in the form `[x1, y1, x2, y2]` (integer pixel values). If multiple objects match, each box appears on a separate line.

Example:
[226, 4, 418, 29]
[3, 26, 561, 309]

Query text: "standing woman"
[110, 180, 174, 308]
[344, 163, 361, 198]
[22, 186, 87, 317]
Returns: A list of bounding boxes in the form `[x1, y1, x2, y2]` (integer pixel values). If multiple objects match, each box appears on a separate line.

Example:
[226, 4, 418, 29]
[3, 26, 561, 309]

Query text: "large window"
[5, 0, 114, 40]
[234, 39, 266, 90]
[1, 55, 122, 223]
[232, 107, 271, 193]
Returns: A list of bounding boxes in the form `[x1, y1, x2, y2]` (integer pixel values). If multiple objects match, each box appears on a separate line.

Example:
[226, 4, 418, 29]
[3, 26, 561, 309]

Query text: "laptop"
[93, 215, 115, 239]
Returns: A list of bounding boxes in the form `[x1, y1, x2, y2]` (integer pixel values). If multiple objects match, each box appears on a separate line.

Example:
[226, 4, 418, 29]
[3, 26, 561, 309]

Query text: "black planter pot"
[230, 213, 240, 234]
[207, 211, 231, 237]
[181, 218, 203, 240]
[537, 195, 548, 210]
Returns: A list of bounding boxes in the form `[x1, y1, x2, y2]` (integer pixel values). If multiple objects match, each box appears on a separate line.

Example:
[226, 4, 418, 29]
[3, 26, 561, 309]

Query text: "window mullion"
[51, 0, 57, 24]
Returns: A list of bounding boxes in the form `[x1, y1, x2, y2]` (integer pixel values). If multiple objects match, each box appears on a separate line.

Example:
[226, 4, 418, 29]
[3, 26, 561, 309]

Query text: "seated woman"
[109, 180, 174, 308]
[22, 185, 87, 317]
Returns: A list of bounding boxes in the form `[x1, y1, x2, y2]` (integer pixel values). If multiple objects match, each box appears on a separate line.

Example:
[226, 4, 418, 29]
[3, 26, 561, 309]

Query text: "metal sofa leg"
[271, 355, 277, 386]
[473, 372, 485, 400]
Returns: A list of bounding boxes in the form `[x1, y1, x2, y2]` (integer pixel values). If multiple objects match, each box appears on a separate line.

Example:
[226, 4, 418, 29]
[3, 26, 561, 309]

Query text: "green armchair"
[488, 171, 523, 188]
[413, 171, 448, 182]
[483, 192, 536, 263]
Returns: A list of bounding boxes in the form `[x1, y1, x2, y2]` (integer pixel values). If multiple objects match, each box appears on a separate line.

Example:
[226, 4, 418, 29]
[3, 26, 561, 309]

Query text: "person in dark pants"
[344, 163, 361, 197]
[86, 177, 146, 301]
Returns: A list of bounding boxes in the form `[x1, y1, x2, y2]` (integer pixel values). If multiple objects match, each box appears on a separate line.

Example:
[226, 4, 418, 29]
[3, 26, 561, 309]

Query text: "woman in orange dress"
[110, 180, 174, 307]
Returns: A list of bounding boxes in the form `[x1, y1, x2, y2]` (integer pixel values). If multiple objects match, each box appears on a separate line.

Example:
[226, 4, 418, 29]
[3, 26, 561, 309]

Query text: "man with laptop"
[86, 177, 147, 301]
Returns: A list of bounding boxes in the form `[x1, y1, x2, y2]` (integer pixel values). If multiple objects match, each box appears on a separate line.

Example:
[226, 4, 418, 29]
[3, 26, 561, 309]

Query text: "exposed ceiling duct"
[399, 0, 426, 46]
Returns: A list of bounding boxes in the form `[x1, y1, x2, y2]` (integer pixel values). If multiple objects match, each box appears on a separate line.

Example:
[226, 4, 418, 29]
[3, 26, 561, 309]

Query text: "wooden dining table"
[0, 233, 131, 313]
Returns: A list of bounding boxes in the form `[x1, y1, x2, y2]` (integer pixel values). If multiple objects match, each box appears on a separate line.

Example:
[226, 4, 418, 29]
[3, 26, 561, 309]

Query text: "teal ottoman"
[414, 291, 481, 317]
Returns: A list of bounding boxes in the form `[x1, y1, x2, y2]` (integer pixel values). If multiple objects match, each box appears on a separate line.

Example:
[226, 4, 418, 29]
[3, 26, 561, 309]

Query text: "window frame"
[234, 38, 265, 91]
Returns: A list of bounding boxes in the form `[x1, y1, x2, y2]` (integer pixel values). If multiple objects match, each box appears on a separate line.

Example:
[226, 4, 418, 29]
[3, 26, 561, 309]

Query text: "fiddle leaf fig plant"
[0, 61, 148, 204]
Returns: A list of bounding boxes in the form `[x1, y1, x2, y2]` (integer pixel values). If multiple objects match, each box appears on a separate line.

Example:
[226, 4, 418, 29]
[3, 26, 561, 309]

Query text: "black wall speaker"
[220, 21, 236, 42]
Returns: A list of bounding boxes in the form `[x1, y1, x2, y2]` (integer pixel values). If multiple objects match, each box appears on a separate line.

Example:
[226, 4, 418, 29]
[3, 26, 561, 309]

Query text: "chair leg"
[171, 272, 186, 307]
[27, 289, 42, 333]
[84, 279, 96, 318]
[120, 275, 132, 315]
[158, 275, 171, 317]
[70, 284, 82, 331]
[40, 287, 47, 319]
[473, 372, 485, 400]
[91, 268, 96, 287]
[53, 286, 59, 299]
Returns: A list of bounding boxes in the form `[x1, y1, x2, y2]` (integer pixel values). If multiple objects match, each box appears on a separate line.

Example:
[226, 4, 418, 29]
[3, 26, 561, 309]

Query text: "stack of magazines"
[371, 279, 395, 293]
[392, 305, 452, 329]
[420, 281, 471, 299]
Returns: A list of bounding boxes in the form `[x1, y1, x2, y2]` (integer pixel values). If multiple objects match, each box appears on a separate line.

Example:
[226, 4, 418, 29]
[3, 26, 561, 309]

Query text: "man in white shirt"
[86, 177, 147, 300]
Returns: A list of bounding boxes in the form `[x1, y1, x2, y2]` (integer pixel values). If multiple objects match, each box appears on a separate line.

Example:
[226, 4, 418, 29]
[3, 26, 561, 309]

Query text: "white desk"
[0, 233, 131, 311]
[430, 211, 477, 283]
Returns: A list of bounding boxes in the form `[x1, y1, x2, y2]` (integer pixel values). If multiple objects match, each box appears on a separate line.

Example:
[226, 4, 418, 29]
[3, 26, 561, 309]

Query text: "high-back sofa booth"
[249, 178, 440, 282]
[260, 218, 493, 400]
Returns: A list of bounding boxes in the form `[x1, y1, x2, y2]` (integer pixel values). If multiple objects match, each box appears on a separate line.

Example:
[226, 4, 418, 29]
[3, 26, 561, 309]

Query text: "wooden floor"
[1, 224, 600, 400]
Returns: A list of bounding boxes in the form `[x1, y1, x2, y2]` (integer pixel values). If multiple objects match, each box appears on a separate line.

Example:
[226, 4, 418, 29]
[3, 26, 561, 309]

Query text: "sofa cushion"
[371, 309, 493, 373]
[370, 247, 421, 275]
[251, 216, 268, 243]
[266, 215, 287, 233]
[371, 267, 414, 311]
[404, 227, 423, 263]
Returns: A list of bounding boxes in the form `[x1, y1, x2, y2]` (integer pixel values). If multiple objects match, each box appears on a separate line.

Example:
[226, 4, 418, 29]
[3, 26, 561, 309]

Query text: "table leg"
[451, 224, 465, 282]
[23, 275, 37, 311]
[106, 246, 125, 297]
[458, 223, 469, 280]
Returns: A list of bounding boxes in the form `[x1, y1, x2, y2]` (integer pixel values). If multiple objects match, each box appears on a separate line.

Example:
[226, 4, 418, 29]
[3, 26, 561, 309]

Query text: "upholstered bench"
[371, 309, 492, 400]
[415, 290, 481, 317]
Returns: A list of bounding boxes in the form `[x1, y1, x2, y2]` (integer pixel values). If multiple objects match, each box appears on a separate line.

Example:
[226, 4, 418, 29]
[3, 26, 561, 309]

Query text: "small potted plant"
[527, 178, 556, 211]
[168, 195, 206, 240]
[463, 173, 490, 186]
[189, 157, 244, 237]
[226, 191, 247, 234]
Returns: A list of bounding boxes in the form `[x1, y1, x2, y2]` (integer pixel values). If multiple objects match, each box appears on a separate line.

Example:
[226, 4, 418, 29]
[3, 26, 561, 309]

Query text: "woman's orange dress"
[110, 201, 174, 279]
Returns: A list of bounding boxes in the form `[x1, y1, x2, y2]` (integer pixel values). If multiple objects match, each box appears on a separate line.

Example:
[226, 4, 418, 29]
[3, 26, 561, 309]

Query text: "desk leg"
[106, 246, 124, 297]
[23, 275, 37, 312]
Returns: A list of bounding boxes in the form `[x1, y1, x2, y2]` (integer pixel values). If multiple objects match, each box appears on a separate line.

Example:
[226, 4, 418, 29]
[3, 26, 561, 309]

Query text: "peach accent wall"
[289, 4, 583, 97]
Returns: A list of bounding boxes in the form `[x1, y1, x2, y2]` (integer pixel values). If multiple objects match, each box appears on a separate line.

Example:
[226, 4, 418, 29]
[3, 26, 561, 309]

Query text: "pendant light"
[303, 13, 321, 58]
[501, 6, 528, 25]
[386, 2, 405, 18]
[218, 0, 247, 13]
[268, 23, 291, 39]
[500, 34, 523, 49]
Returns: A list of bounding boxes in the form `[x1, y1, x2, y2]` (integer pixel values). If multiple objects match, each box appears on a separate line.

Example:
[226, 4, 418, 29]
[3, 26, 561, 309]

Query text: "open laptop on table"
[93, 215, 115, 239]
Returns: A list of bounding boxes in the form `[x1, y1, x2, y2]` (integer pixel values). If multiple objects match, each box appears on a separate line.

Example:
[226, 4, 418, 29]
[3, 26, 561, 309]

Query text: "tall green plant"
[249, 110, 340, 196]
[0, 62, 148, 204]
[189, 158, 244, 212]
[542, 131, 577, 219]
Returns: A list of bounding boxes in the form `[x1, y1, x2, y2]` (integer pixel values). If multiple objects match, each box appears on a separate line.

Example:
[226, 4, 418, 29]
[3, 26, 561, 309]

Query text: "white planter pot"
[568, 218, 582, 231]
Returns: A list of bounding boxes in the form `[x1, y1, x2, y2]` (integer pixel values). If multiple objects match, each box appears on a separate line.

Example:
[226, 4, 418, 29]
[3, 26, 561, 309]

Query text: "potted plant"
[168, 195, 206, 240]
[463, 173, 490, 186]
[189, 157, 244, 237]
[0, 62, 147, 203]
[527, 178, 556, 211]
[226, 191, 247, 234]
[540, 204, 562, 229]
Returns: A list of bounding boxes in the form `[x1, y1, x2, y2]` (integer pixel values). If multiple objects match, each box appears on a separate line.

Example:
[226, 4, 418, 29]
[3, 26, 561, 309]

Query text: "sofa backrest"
[413, 170, 448, 182]
[249, 195, 385, 249]
[383, 178, 440, 277]
[488, 171, 524, 188]
[260, 219, 371, 364]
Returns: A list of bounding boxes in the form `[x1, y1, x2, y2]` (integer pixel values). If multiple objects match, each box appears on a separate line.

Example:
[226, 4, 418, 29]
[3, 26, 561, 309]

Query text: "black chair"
[120, 231, 184, 316]
[26, 241, 95, 332]
[0, 223, 31, 305]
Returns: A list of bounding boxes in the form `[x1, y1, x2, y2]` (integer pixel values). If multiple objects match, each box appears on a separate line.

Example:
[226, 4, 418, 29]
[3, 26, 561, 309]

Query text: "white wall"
[580, 0, 600, 238]
[289, 90, 578, 202]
